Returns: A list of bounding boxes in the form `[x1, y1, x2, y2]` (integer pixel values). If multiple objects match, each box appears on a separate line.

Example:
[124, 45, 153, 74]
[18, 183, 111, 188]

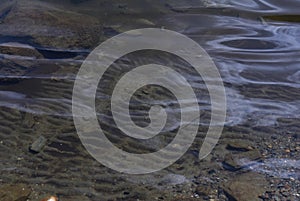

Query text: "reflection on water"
[0, 0, 299, 200]
[162, 3, 300, 126]
[246, 158, 300, 179]
[0, 1, 299, 126]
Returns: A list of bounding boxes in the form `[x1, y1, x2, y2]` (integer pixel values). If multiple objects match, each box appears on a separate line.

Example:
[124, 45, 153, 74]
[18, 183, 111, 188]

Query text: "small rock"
[22, 112, 35, 128]
[195, 186, 211, 196]
[29, 136, 47, 153]
[0, 184, 31, 201]
[226, 140, 253, 151]
[223, 149, 262, 171]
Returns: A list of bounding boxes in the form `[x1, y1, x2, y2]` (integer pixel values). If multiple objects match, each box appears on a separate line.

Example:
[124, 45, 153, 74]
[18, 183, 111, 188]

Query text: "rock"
[226, 140, 254, 151]
[0, 184, 31, 201]
[0, 0, 101, 49]
[195, 185, 211, 196]
[22, 112, 35, 128]
[0, 42, 44, 59]
[0, 58, 35, 84]
[223, 172, 268, 201]
[29, 136, 47, 153]
[223, 149, 262, 171]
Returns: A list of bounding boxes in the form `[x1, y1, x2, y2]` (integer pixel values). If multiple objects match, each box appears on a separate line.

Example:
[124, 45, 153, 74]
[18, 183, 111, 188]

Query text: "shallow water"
[0, 0, 299, 200]
[0, 0, 299, 125]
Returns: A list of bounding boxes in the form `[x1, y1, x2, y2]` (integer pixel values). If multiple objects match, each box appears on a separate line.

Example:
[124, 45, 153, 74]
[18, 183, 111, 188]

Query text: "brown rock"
[223, 172, 268, 201]
[226, 140, 254, 151]
[0, 184, 31, 201]
[196, 185, 211, 196]
[223, 149, 262, 171]
[0, 43, 44, 59]
[0, 0, 101, 49]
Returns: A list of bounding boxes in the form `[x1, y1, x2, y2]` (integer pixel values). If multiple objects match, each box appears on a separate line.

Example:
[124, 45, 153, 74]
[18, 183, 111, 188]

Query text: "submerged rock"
[195, 185, 211, 196]
[0, 42, 44, 59]
[223, 149, 262, 171]
[0, 0, 101, 49]
[226, 140, 254, 151]
[223, 172, 268, 201]
[22, 111, 36, 128]
[0, 184, 31, 201]
[29, 136, 47, 153]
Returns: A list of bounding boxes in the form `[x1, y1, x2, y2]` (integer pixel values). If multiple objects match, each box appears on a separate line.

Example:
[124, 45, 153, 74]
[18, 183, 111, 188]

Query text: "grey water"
[0, 0, 299, 200]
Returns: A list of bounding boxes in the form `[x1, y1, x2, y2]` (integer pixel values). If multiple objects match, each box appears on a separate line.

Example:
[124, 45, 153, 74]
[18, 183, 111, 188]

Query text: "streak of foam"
[242, 158, 300, 179]
[224, 82, 300, 126]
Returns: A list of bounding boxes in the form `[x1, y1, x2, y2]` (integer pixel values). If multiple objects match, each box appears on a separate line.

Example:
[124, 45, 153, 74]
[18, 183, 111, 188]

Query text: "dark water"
[0, 0, 299, 200]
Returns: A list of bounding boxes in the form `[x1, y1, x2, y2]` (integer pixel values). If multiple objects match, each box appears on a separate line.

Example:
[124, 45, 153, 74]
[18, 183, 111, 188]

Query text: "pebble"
[226, 140, 253, 151]
[29, 136, 47, 153]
